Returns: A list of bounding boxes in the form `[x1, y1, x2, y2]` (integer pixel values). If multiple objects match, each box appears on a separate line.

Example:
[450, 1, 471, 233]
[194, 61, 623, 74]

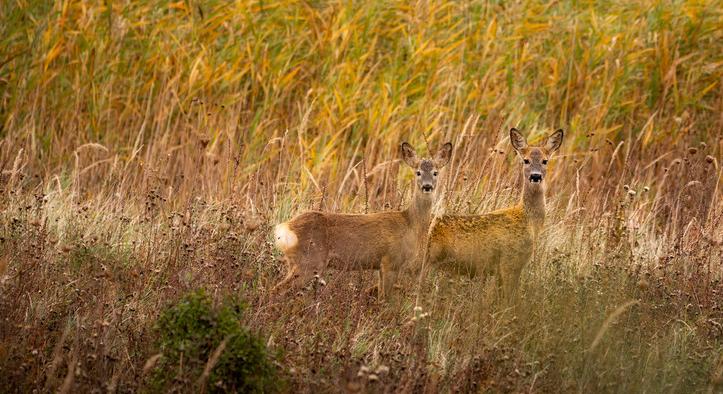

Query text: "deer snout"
[529, 173, 543, 183]
[422, 184, 434, 193]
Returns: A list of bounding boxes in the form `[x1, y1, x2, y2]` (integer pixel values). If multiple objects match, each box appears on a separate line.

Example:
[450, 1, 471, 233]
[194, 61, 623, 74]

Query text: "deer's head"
[400, 142, 453, 196]
[510, 128, 564, 186]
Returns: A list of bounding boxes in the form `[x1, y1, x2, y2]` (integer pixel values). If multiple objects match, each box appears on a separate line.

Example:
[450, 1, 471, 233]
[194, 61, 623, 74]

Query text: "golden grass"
[1, 0, 722, 392]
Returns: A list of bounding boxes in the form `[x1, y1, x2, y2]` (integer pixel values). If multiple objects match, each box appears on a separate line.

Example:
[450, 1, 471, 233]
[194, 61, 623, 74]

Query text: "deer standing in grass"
[273, 142, 453, 300]
[427, 128, 563, 299]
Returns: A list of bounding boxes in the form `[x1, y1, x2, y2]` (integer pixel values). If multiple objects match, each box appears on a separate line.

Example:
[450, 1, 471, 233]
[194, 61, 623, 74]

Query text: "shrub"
[152, 290, 280, 393]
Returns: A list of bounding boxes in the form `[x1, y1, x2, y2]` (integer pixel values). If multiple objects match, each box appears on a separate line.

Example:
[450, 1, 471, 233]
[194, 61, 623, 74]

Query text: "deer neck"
[405, 190, 434, 234]
[522, 181, 546, 236]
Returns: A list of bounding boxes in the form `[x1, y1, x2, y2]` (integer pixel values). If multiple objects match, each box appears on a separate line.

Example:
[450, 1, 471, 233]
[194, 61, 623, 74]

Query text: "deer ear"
[509, 128, 527, 152]
[400, 142, 419, 168]
[545, 129, 564, 153]
[434, 142, 453, 168]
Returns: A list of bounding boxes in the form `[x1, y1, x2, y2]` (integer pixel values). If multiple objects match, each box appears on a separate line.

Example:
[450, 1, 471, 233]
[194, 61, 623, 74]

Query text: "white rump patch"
[274, 222, 298, 252]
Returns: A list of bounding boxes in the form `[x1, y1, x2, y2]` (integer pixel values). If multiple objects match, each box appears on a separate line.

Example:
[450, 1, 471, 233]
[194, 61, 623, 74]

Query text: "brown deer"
[273, 142, 453, 299]
[426, 128, 563, 299]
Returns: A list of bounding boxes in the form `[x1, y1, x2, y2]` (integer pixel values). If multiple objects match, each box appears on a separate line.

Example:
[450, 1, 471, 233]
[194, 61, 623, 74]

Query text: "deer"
[426, 128, 564, 299]
[273, 141, 453, 300]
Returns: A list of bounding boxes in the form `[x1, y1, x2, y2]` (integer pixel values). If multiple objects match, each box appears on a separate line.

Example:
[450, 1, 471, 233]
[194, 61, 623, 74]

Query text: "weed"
[152, 290, 280, 393]
[0, 0, 721, 392]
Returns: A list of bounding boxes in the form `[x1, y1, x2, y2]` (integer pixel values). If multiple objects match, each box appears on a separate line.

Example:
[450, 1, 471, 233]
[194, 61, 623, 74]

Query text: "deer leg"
[380, 256, 399, 300]
[272, 257, 298, 294]
[508, 251, 531, 301]
[490, 270, 505, 303]
[273, 246, 328, 297]
[508, 268, 522, 301]
[272, 263, 314, 297]
[499, 252, 525, 302]
[427, 242, 444, 268]
[378, 258, 387, 299]
[287, 269, 317, 296]
[501, 273, 514, 301]
[497, 259, 511, 300]
[365, 271, 380, 298]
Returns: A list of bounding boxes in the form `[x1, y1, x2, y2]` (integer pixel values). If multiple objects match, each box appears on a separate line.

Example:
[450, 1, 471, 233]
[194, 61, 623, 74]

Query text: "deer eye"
[433, 171, 438, 177]
[523, 159, 530, 165]
[542, 159, 548, 165]
[416, 171, 421, 176]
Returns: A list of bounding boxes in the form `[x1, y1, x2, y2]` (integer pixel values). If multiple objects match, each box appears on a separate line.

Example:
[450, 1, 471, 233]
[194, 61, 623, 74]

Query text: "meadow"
[1, 0, 722, 392]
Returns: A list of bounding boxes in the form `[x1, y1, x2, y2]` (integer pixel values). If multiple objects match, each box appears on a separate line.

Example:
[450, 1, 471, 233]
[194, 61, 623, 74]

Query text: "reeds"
[0, 0, 721, 392]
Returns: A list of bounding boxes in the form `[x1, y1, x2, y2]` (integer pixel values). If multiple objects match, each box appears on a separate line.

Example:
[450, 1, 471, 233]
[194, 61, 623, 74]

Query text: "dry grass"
[1, 0, 722, 392]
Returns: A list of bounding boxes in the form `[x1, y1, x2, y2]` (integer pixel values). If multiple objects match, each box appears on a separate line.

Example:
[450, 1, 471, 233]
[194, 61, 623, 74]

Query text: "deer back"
[284, 210, 412, 270]
[428, 206, 533, 275]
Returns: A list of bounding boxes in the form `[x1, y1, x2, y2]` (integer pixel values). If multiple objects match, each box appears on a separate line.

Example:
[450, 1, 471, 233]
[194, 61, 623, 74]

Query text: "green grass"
[153, 290, 280, 393]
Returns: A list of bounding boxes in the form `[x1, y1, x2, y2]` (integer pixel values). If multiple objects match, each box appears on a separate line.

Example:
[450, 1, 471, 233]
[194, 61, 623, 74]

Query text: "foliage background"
[1, 0, 721, 392]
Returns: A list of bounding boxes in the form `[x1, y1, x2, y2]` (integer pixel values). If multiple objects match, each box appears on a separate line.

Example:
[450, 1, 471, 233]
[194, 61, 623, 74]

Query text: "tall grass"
[1, 0, 721, 392]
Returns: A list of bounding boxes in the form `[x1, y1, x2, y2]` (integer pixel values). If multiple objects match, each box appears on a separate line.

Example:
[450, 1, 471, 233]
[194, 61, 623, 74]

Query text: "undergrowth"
[152, 290, 280, 393]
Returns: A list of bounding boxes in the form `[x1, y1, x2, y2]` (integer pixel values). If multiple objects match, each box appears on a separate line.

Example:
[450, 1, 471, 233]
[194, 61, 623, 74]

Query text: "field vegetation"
[1, 0, 722, 392]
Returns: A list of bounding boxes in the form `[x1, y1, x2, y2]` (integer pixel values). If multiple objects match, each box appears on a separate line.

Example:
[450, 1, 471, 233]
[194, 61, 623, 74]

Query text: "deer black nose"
[529, 173, 542, 183]
[422, 185, 434, 193]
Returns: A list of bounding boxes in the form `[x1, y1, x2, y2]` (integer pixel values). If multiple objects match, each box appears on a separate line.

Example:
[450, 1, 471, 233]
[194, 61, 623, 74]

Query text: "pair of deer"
[273, 128, 564, 300]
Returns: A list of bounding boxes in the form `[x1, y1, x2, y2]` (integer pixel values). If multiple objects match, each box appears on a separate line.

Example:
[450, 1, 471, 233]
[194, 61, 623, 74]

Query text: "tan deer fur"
[427, 128, 564, 298]
[273, 142, 453, 299]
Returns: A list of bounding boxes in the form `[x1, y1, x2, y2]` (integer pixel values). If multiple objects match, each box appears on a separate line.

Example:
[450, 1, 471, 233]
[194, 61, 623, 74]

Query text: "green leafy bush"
[152, 290, 280, 393]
